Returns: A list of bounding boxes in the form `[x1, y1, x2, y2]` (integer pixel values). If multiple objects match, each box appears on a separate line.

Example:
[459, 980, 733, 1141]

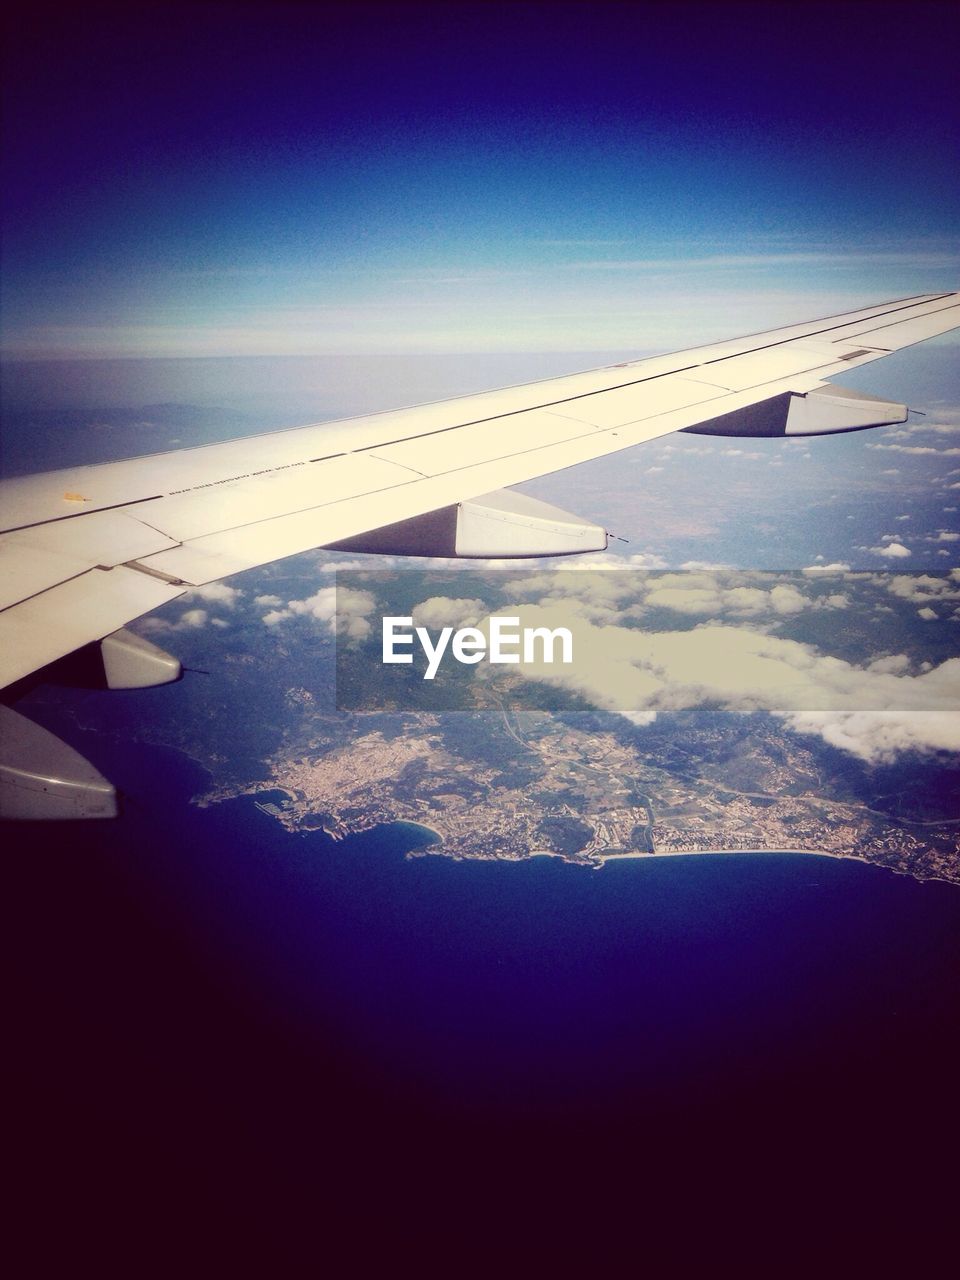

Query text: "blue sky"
[2, 1, 958, 358]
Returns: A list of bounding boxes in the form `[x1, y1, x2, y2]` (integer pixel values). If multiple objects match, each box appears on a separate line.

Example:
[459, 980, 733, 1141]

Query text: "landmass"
[199, 698, 960, 886]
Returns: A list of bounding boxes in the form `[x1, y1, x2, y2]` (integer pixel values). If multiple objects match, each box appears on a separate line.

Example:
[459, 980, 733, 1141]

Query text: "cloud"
[262, 585, 376, 640]
[500, 604, 960, 763]
[183, 583, 242, 608]
[678, 561, 733, 571]
[803, 562, 851, 572]
[501, 568, 652, 625]
[254, 594, 283, 607]
[881, 421, 960, 438]
[868, 542, 911, 559]
[787, 712, 960, 761]
[139, 582, 244, 631]
[141, 607, 211, 632]
[288, 588, 338, 624]
[639, 575, 844, 619]
[917, 607, 938, 621]
[411, 597, 487, 629]
[884, 572, 960, 603]
[499, 569, 849, 627]
[769, 584, 812, 614]
[866, 654, 910, 675]
[868, 443, 960, 456]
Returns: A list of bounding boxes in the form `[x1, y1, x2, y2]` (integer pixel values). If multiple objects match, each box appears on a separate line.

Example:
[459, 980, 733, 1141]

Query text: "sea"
[9, 722, 960, 1233]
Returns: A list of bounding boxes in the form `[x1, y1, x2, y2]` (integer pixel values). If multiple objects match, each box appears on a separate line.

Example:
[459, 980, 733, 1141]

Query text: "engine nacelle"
[0, 705, 117, 819]
[326, 488, 609, 558]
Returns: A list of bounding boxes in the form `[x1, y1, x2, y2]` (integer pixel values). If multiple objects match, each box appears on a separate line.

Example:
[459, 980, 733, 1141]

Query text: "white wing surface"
[2, 290, 959, 695]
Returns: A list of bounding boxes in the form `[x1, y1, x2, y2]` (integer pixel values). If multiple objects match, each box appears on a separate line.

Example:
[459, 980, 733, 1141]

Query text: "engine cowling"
[0, 705, 117, 819]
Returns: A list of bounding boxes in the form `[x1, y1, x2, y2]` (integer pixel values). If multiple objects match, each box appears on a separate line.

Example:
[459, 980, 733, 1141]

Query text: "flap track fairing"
[681, 384, 908, 438]
[326, 488, 609, 558]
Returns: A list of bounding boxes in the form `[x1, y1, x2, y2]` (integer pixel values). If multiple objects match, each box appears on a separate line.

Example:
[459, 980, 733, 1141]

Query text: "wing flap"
[0, 567, 186, 689]
[130, 453, 419, 543]
[0, 542, 93, 612]
[0, 511, 181, 610]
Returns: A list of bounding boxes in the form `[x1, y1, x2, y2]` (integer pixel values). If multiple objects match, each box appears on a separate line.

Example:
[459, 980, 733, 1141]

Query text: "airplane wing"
[2, 289, 959, 815]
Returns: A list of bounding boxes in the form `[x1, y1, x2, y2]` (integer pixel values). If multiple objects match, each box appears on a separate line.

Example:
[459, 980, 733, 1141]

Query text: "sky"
[2, 0, 958, 360]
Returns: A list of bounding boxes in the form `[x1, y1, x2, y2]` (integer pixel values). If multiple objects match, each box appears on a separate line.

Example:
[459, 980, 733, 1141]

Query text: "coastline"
[595, 847, 863, 865]
[438, 841, 958, 888]
[594, 846, 958, 887]
[217, 779, 960, 889]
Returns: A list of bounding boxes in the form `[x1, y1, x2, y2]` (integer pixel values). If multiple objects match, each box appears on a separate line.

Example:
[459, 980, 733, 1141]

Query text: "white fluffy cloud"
[138, 582, 244, 631]
[411, 596, 487, 629]
[866, 654, 910, 675]
[141, 607, 211, 632]
[869, 542, 911, 559]
[183, 583, 242, 608]
[262, 585, 376, 639]
[882, 421, 960, 438]
[884, 572, 960, 603]
[501, 603, 960, 764]
[786, 712, 960, 761]
[640, 574, 843, 618]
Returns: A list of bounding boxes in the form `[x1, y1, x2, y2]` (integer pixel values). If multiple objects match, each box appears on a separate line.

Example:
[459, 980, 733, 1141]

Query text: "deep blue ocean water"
[9, 674, 960, 1258]
[12, 723, 959, 1121]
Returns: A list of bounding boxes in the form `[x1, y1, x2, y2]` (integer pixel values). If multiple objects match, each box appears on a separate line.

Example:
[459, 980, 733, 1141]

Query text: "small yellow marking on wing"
[63, 492, 88, 502]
